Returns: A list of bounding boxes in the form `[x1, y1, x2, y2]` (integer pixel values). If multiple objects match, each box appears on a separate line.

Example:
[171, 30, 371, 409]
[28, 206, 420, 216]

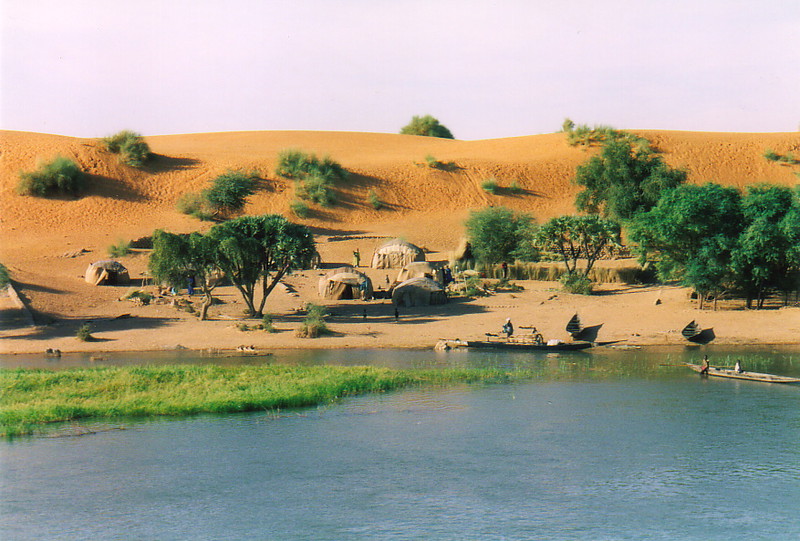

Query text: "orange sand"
[1, 129, 798, 353]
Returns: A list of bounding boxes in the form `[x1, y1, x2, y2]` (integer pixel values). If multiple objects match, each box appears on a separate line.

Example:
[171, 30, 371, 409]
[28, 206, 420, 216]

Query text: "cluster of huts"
[83, 237, 455, 308]
[319, 238, 449, 307]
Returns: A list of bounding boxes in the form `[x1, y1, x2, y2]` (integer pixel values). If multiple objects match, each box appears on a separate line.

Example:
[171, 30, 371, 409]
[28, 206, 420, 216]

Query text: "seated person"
[502, 318, 514, 338]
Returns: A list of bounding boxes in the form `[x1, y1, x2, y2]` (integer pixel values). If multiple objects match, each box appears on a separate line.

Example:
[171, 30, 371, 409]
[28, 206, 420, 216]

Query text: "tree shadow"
[3, 315, 174, 341]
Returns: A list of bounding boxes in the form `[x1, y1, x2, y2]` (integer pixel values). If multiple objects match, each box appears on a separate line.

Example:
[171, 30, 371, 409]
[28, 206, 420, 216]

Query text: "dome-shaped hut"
[318, 267, 373, 300]
[391, 277, 447, 307]
[371, 238, 425, 269]
[84, 260, 130, 286]
[395, 261, 443, 285]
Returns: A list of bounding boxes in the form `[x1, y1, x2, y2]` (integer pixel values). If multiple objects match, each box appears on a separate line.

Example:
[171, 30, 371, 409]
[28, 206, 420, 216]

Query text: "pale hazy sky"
[2, 0, 798, 140]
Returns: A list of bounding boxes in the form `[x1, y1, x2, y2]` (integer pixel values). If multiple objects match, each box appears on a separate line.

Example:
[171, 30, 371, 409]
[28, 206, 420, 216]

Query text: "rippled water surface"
[2, 347, 799, 540]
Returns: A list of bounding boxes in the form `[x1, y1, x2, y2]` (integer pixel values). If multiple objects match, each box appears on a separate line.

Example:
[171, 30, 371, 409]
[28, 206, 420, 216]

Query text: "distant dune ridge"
[1, 129, 798, 352]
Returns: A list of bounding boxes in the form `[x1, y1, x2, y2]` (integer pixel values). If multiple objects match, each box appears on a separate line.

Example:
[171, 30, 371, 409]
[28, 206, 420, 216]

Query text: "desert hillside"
[1, 129, 798, 347]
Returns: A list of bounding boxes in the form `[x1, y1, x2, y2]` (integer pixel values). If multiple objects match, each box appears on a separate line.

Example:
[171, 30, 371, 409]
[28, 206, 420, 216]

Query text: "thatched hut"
[371, 238, 425, 269]
[84, 260, 130, 286]
[395, 261, 443, 285]
[391, 277, 447, 307]
[318, 267, 373, 300]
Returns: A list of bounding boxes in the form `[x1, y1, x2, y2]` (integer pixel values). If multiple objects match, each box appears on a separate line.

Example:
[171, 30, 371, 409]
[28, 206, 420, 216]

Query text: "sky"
[2, 0, 799, 140]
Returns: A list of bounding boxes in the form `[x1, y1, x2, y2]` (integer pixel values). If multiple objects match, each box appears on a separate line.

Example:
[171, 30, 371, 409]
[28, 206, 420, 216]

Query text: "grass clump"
[122, 290, 152, 305]
[102, 130, 151, 167]
[368, 189, 383, 210]
[260, 313, 277, 333]
[0, 263, 10, 289]
[423, 155, 457, 171]
[508, 180, 524, 195]
[296, 303, 329, 338]
[76, 323, 94, 342]
[481, 178, 500, 195]
[16, 156, 85, 197]
[275, 149, 347, 209]
[763, 149, 781, 161]
[290, 199, 311, 218]
[560, 272, 593, 295]
[0, 364, 542, 437]
[178, 170, 258, 220]
[561, 118, 649, 149]
[108, 239, 132, 258]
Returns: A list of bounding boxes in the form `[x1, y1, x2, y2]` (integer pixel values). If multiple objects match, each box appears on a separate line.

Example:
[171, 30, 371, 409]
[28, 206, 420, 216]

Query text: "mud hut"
[395, 261, 443, 285]
[318, 267, 373, 300]
[371, 238, 425, 269]
[391, 277, 447, 307]
[84, 260, 130, 286]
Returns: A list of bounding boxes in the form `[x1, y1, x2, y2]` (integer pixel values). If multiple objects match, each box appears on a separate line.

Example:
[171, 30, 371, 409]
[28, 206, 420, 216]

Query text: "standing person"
[700, 355, 710, 375]
[501, 261, 508, 280]
[394, 307, 399, 322]
[443, 265, 453, 286]
[734, 360, 743, 373]
[187, 275, 195, 296]
[352, 249, 361, 267]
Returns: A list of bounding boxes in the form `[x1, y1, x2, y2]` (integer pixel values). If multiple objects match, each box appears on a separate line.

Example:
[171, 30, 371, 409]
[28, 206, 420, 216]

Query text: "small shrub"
[464, 275, 489, 297]
[17, 156, 85, 197]
[424, 155, 457, 171]
[123, 290, 152, 305]
[76, 323, 94, 341]
[176, 193, 213, 220]
[561, 118, 575, 133]
[202, 170, 258, 217]
[508, 180, 524, 194]
[780, 152, 796, 164]
[275, 149, 348, 182]
[108, 239, 132, 258]
[296, 175, 336, 207]
[481, 178, 499, 195]
[560, 273, 593, 295]
[290, 199, 311, 218]
[368, 189, 383, 210]
[764, 149, 780, 161]
[261, 313, 276, 333]
[237, 322, 251, 332]
[0, 263, 10, 288]
[102, 130, 151, 167]
[400, 115, 454, 139]
[296, 303, 329, 338]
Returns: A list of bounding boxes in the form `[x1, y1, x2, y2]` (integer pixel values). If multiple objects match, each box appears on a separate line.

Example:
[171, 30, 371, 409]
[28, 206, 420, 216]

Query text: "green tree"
[732, 185, 800, 308]
[574, 139, 687, 222]
[535, 215, 621, 278]
[631, 183, 743, 309]
[149, 230, 220, 320]
[209, 215, 317, 317]
[400, 115, 455, 139]
[464, 207, 536, 265]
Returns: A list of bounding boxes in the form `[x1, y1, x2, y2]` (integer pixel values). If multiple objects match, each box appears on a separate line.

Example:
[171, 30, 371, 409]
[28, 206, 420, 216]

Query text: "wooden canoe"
[463, 340, 594, 351]
[685, 363, 800, 384]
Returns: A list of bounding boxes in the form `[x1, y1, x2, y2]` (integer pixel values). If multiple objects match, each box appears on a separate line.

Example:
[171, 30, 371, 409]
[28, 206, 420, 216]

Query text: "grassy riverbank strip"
[1, 364, 539, 437]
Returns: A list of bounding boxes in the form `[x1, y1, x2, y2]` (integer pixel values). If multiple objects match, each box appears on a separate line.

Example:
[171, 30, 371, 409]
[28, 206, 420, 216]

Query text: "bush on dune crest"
[101, 130, 151, 167]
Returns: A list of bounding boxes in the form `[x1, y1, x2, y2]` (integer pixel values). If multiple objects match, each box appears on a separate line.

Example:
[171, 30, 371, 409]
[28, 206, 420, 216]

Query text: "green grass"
[108, 239, 132, 257]
[0, 365, 540, 437]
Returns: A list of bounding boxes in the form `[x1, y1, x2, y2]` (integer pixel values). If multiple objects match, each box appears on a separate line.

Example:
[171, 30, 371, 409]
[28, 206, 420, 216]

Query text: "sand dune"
[1, 129, 798, 353]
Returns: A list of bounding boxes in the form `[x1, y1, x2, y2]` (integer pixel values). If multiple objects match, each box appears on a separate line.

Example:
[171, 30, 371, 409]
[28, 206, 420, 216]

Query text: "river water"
[2, 347, 799, 540]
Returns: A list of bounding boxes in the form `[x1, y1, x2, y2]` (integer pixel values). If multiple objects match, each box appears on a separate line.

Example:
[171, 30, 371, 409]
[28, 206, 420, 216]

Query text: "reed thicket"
[0, 365, 536, 437]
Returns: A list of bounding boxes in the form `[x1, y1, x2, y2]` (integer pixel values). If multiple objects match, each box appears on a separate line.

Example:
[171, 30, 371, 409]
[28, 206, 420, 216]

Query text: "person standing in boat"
[502, 318, 514, 338]
[700, 355, 710, 375]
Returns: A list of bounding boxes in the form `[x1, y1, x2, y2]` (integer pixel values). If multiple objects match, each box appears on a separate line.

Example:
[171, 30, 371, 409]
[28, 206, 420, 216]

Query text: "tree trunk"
[200, 292, 212, 321]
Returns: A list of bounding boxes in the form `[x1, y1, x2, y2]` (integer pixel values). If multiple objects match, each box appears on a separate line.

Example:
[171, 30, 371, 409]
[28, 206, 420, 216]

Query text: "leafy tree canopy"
[209, 214, 317, 317]
[400, 115, 454, 139]
[574, 140, 686, 222]
[535, 215, 621, 278]
[631, 183, 743, 308]
[464, 207, 537, 265]
[149, 230, 220, 320]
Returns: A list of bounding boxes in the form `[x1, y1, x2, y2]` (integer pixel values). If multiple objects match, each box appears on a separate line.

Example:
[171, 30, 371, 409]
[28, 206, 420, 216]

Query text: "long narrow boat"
[436, 339, 594, 351]
[685, 363, 800, 384]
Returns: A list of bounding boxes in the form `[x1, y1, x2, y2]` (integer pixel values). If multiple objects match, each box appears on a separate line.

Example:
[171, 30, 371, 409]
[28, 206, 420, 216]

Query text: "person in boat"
[700, 355, 710, 375]
[502, 318, 514, 338]
[734, 360, 743, 373]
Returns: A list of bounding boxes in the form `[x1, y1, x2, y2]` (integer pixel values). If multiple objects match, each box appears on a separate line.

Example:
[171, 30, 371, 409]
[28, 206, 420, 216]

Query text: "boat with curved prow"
[685, 363, 800, 384]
